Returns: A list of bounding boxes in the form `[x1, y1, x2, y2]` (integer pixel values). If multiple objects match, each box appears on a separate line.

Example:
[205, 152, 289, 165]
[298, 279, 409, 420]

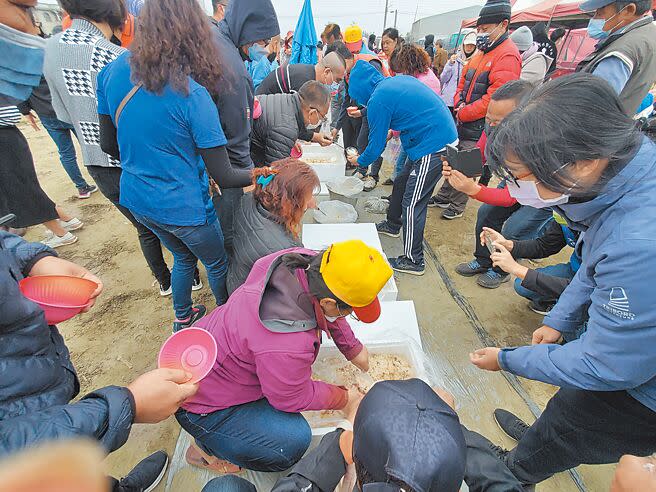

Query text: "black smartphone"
[446, 144, 483, 178]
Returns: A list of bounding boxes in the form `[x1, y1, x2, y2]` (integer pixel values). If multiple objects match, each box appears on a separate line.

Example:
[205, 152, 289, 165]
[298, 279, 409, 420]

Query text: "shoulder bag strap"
[114, 82, 143, 124]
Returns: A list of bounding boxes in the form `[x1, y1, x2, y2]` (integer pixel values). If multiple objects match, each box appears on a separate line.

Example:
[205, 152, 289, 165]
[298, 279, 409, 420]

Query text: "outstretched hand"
[469, 347, 501, 371]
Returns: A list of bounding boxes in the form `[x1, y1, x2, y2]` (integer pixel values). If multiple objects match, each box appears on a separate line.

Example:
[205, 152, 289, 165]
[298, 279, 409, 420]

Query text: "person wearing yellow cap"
[344, 24, 374, 55]
[175, 240, 392, 474]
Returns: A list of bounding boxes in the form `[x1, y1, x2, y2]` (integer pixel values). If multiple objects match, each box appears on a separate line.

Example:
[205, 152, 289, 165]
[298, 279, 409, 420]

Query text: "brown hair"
[129, 0, 221, 97]
[322, 23, 341, 41]
[390, 43, 431, 76]
[252, 158, 320, 238]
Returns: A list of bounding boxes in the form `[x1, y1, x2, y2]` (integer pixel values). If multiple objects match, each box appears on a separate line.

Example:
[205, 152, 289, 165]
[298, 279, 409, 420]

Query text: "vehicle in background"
[550, 28, 596, 79]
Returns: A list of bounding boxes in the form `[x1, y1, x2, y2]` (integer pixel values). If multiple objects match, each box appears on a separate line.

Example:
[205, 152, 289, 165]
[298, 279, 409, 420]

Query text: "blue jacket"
[211, 0, 280, 169]
[499, 137, 656, 412]
[0, 232, 134, 456]
[348, 61, 457, 166]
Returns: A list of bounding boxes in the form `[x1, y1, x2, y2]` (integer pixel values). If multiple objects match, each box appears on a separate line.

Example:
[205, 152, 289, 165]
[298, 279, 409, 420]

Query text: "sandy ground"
[20, 121, 614, 491]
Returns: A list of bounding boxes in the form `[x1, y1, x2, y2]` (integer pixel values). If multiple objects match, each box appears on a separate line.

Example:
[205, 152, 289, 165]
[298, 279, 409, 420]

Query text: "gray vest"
[577, 17, 656, 115]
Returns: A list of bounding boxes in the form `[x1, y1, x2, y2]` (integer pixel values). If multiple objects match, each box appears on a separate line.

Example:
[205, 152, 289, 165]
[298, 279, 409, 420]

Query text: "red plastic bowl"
[158, 328, 218, 384]
[291, 146, 303, 158]
[19, 275, 98, 324]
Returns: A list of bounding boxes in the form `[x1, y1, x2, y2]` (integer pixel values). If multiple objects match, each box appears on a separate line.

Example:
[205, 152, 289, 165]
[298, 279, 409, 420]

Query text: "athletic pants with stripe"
[386, 151, 443, 265]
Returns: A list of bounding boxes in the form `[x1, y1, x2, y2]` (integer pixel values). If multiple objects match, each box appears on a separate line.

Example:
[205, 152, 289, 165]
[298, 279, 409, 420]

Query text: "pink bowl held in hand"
[158, 328, 218, 384]
[291, 146, 303, 158]
[19, 275, 98, 324]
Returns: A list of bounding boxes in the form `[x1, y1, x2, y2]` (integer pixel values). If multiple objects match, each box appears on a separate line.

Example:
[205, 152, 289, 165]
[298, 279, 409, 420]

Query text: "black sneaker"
[427, 196, 450, 208]
[382, 177, 394, 186]
[487, 442, 510, 462]
[192, 270, 203, 291]
[389, 255, 425, 276]
[158, 277, 172, 297]
[476, 269, 510, 289]
[442, 208, 464, 220]
[77, 184, 98, 199]
[494, 408, 530, 442]
[455, 259, 488, 277]
[376, 220, 400, 238]
[117, 450, 168, 492]
[528, 300, 553, 315]
[173, 304, 207, 333]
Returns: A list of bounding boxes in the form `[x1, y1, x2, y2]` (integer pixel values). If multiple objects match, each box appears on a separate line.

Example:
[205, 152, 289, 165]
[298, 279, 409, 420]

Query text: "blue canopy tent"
[289, 0, 317, 65]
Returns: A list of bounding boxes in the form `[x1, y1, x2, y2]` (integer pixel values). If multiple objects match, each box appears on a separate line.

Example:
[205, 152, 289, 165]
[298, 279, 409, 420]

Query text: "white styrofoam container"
[300, 143, 345, 183]
[304, 341, 427, 434]
[301, 223, 398, 301]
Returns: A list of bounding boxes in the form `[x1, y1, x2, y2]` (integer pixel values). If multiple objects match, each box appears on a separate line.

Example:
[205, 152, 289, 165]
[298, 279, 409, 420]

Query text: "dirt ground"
[20, 121, 614, 491]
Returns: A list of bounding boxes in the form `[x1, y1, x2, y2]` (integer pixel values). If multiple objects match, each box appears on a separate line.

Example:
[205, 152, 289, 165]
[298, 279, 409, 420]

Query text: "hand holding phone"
[446, 144, 483, 178]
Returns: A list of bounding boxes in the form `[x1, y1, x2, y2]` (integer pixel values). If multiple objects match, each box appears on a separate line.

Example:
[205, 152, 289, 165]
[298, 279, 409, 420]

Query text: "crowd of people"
[1, 0, 656, 490]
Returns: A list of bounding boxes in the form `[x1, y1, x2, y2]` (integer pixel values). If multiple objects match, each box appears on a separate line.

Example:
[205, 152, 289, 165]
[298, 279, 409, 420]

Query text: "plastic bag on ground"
[326, 176, 364, 197]
[313, 200, 358, 224]
[363, 197, 389, 214]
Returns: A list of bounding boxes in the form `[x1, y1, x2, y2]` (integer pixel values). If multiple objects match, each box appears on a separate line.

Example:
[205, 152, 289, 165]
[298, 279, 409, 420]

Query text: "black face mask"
[110, 34, 122, 46]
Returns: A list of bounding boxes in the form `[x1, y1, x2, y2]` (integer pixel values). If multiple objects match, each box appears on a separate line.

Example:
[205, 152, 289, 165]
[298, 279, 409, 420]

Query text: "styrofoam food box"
[300, 143, 345, 183]
[301, 223, 398, 301]
[304, 341, 427, 434]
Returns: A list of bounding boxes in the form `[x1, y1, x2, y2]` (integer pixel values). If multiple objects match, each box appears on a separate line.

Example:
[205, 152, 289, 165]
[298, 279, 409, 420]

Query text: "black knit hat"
[477, 0, 511, 26]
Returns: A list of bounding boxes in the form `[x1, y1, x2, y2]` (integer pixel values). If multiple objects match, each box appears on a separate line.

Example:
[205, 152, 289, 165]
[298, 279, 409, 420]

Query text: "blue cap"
[579, 0, 614, 12]
[353, 379, 466, 492]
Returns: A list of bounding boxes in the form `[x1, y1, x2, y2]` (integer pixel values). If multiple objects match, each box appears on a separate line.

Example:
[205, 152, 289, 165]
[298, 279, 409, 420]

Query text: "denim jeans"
[514, 262, 575, 304]
[506, 389, 656, 485]
[39, 115, 88, 189]
[176, 399, 312, 472]
[132, 213, 228, 318]
[201, 476, 256, 492]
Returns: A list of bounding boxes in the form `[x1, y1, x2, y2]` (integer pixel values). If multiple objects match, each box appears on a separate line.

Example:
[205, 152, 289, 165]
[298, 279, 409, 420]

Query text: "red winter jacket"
[456, 37, 521, 123]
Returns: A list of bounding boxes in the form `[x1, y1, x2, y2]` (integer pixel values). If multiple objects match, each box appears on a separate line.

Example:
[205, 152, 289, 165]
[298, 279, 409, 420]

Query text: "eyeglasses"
[494, 165, 533, 186]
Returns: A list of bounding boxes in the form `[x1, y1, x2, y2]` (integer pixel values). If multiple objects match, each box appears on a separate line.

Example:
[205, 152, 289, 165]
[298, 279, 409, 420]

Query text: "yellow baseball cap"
[344, 25, 364, 53]
[320, 240, 393, 323]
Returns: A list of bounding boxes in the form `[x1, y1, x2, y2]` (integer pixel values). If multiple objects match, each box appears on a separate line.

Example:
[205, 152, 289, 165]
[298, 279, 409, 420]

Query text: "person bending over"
[227, 158, 319, 294]
[176, 240, 391, 474]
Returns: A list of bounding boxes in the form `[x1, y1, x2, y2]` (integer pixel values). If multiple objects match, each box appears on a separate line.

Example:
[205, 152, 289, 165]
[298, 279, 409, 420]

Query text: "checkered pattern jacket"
[43, 19, 125, 168]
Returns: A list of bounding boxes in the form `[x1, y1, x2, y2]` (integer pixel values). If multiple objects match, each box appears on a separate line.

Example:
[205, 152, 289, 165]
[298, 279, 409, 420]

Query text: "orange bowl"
[19, 275, 98, 324]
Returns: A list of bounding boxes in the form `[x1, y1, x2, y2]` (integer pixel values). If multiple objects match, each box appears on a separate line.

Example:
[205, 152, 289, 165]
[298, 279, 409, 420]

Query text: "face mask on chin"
[506, 179, 570, 208]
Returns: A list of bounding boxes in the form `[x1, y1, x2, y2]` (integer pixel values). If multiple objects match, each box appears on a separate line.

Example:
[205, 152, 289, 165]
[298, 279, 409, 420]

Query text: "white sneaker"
[59, 218, 84, 232]
[43, 232, 78, 248]
[363, 176, 377, 192]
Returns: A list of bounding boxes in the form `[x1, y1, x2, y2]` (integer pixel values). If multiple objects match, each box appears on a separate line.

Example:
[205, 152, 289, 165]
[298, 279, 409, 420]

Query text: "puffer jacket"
[250, 92, 305, 166]
[456, 36, 521, 137]
[227, 193, 300, 294]
[0, 232, 134, 457]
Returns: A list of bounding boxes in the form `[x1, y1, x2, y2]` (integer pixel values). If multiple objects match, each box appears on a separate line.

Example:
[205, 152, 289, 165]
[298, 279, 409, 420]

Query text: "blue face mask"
[587, 18, 610, 39]
[0, 23, 46, 101]
[328, 81, 340, 93]
[248, 44, 268, 62]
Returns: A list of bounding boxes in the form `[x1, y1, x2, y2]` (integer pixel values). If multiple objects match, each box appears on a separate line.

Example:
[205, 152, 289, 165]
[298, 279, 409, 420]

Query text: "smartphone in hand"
[446, 144, 483, 178]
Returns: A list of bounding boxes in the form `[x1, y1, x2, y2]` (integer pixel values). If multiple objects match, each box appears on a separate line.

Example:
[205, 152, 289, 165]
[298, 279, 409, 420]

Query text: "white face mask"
[324, 315, 339, 322]
[506, 179, 569, 208]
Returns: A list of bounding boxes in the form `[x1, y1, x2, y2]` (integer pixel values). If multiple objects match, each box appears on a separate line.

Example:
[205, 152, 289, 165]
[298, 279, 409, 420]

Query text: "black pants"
[213, 187, 243, 257]
[387, 152, 443, 264]
[506, 388, 656, 484]
[432, 139, 480, 214]
[341, 116, 362, 158]
[87, 166, 170, 284]
[356, 114, 383, 179]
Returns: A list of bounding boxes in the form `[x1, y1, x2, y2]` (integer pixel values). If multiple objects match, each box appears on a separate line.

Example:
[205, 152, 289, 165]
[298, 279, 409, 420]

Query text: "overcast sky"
[39, 0, 543, 37]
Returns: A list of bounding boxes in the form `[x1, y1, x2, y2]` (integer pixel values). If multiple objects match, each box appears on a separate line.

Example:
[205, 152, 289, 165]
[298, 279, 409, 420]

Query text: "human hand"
[490, 243, 527, 278]
[480, 227, 513, 251]
[347, 152, 359, 165]
[469, 347, 502, 371]
[313, 132, 333, 147]
[449, 54, 458, 63]
[25, 112, 40, 131]
[445, 168, 480, 196]
[330, 128, 338, 140]
[127, 368, 199, 424]
[386, 130, 393, 142]
[346, 106, 362, 118]
[610, 454, 656, 492]
[432, 387, 456, 410]
[342, 386, 365, 422]
[532, 325, 563, 345]
[209, 178, 221, 197]
[351, 345, 370, 372]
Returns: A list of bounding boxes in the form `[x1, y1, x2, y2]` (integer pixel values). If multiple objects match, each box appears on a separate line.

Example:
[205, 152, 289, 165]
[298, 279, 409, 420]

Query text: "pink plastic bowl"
[158, 328, 218, 384]
[19, 275, 98, 324]
[291, 146, 303, 158]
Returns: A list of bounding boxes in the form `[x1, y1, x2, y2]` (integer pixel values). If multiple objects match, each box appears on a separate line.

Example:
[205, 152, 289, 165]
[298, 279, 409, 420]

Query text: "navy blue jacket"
[348, 61, 457, 165]
[211, 0, 280, 169]
[0, 232, 134, 456]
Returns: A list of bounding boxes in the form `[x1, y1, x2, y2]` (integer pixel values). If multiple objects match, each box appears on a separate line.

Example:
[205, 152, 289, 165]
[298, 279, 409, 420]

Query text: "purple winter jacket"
[182, 247, 363, 415]
[440, 57, 465, 108]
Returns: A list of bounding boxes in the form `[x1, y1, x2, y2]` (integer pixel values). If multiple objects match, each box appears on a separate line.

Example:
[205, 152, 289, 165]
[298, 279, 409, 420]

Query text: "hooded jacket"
[211, 0, 280, 169]
[348, 61, 457, 166]
[182, 248, 363, 415]
[519, 47, 552, 85]
[499, 137, 656, 413]
[226, 193, 301, 294]
[0, 232, 134, 456]
[441, 56, 467, 107]
[251, 92, 306, 166]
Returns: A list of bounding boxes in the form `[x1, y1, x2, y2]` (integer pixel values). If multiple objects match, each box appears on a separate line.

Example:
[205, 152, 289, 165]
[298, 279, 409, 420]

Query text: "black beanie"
[477, 0, 511, 26]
